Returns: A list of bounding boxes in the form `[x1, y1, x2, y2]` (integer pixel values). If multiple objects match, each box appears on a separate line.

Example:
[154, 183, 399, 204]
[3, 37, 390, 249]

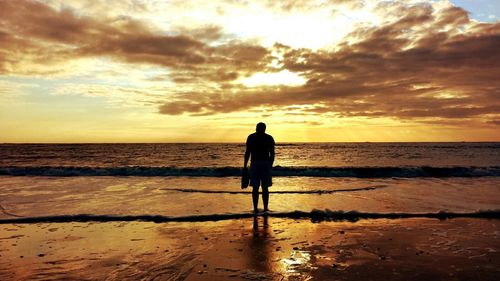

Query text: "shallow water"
[0, 143, 499, 227]
[0, 176, 499, 220]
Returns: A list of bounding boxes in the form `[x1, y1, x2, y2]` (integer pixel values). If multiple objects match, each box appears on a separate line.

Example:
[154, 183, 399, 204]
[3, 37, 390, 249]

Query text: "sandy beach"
[1, 217, 499, 280]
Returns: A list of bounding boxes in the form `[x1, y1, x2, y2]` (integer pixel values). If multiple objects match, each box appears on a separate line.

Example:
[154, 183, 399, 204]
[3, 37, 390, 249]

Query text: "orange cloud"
[156, 3, 500, 125]
[0, 0, 270, 78]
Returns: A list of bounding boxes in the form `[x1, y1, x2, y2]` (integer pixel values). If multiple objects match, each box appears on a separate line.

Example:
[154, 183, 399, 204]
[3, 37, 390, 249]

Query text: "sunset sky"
[1, 0, 499, 142]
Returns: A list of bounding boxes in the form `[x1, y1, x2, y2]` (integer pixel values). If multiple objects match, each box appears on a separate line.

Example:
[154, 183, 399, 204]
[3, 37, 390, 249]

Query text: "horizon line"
[1, 141, 500, 145]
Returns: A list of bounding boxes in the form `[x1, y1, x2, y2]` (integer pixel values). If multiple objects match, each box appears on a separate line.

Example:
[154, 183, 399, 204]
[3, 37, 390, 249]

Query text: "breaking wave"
[0, 209, 499, 224]
[1, 166, 499, 177]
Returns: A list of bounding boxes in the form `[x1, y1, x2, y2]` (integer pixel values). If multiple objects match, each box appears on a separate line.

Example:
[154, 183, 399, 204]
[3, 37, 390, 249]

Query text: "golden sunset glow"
[0, 0, 499, 142]
[238, 70, 306, 87]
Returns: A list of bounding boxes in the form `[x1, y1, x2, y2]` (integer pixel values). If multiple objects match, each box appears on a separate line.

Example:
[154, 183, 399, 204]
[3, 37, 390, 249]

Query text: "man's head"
[256, 122, 266, 133]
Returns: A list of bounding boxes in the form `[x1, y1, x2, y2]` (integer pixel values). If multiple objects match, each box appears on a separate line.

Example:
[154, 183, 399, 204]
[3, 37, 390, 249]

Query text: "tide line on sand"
[0, 210, 499, 224]
[0, 202, 23, 218]
[162, 185, 388, 194]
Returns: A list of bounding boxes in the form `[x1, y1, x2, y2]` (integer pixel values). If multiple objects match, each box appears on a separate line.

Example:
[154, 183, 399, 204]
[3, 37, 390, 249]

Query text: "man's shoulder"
[265, 134, 275, 144]
[247, 133, 274, 144]
[246, 133, 257, 143]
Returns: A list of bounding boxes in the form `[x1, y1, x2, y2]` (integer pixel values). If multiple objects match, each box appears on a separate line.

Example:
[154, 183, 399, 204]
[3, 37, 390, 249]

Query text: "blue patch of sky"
[4, 76, 108, 107]
[450, 0, 499, 22]
[4, 60, 169, 99]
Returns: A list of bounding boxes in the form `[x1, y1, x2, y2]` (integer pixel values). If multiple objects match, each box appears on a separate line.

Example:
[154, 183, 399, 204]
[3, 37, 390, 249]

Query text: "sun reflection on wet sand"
[282, 250, 313, 278]
[1, 218, 499, 280]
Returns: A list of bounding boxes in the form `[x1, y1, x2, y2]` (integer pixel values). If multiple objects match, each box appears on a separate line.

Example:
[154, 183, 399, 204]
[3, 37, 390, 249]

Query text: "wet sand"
[1, 217, 499, 280]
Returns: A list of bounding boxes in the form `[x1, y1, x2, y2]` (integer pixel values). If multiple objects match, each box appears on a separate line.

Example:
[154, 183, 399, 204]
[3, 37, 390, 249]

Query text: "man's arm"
[270, 138, 275, 167]
[244, 150, 250, 168]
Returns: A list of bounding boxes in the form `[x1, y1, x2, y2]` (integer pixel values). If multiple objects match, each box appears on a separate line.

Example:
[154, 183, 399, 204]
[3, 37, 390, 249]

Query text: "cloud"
[487, 120, 500, 126]
[0, 0, 270, 79]
[0, 80, 36, 102]
[156, 2, 500, 124]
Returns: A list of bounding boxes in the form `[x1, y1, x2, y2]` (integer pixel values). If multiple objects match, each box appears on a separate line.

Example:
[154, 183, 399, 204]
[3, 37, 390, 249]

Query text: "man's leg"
[252, 185, 259, 213]
[262, 185, 269, 212]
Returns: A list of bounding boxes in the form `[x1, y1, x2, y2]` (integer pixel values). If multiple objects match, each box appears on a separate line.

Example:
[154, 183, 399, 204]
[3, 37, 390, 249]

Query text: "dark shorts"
[250, 160, 272, 187]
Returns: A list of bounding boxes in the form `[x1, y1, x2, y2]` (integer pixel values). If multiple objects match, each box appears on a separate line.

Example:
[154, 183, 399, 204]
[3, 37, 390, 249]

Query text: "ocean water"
[0, 143, 499, 221]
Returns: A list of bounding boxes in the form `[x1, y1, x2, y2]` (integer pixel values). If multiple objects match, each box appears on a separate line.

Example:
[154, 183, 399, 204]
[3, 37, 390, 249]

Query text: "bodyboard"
[241, 168, 249, 189]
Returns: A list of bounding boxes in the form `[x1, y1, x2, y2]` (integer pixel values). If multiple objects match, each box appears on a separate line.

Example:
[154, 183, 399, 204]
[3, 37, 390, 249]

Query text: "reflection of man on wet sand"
[243, 122, 275, 213]
[248, 216, 272, 272]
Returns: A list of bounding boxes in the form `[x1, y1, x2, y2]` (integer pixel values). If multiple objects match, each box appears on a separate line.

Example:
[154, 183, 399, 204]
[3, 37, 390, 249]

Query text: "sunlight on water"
[1, 143, 498, 167]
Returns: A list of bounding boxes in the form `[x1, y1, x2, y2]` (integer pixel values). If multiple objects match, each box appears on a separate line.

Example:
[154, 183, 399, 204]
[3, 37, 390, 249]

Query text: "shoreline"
[1, 209, 500, 224]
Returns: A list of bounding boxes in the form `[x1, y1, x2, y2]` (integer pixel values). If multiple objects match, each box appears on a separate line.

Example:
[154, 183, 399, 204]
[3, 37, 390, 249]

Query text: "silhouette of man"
[243, 122, 275, 213]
